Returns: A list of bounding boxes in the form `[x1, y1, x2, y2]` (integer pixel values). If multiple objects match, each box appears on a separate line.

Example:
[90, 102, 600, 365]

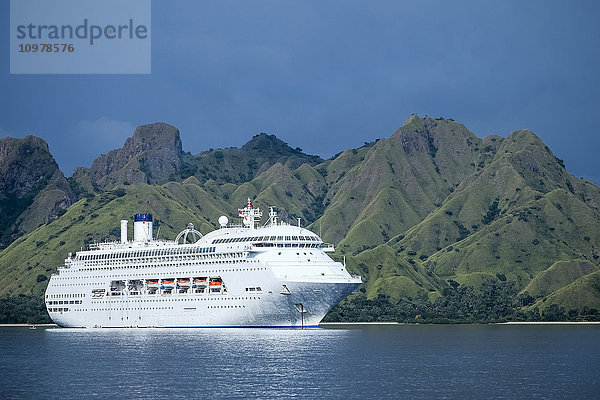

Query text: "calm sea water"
[1, 324, 599, 399]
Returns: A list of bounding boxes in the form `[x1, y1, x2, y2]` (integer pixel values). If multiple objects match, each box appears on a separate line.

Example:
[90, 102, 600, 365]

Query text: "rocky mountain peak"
[0, 135, 57, 196]
[395, 114, 425, 134]
[0, 135, 75, 249]
[76, 122, 184, 190]
[125, 122, 182, 157]
[0, 135, 49, 160]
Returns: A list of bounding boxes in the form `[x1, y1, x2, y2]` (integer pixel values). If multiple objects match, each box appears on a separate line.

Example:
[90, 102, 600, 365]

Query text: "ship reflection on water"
[3, 324, 599, 399]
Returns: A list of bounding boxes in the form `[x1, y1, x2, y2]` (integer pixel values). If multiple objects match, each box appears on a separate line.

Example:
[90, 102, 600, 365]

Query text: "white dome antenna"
[218, 215, 229, 228]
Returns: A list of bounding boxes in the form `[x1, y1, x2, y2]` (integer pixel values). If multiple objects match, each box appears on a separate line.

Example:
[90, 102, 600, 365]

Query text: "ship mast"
[262, 206, 279, 227]
[238, 198, 262, 229]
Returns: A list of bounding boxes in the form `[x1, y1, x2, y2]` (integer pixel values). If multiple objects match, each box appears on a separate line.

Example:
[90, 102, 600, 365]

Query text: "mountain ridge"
[0, 135, 76, 249]
[1, 115, 599, 321]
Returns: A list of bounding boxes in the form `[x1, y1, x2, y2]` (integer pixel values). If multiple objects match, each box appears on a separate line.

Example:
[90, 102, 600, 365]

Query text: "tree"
[542, 304, 567, 321]
[0, 295, 52, 324]
[517, 291, 535, 307]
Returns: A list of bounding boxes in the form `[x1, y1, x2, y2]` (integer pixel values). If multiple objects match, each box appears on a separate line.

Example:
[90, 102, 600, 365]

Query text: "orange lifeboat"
[161, 279, 175, 288]
[177, 278, 191, 287]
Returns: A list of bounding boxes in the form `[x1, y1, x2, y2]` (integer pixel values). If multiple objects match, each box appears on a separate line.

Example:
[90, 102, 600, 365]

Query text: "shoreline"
[321, 321, 600, 326]
[319, 322, 401, 326]
[2, 322, 599, 328]
[498, 321, 600, 325]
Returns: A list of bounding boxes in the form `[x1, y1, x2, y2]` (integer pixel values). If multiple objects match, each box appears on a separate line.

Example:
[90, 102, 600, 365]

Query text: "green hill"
[0, 136, 76, 249]
[192, 133, 323, 185]
[0, 184, 224, 296]
[1, 115, 599, 321]
[531, 270, 600, 312]
[524, 259, 598, 298]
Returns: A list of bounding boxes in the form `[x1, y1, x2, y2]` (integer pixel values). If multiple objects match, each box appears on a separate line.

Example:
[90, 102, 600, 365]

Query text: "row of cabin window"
[51, 303, 257, 312]
[89, 305, 247, 310]
[78, 253, 245, 270]
[213, 235, 319, 244]
[78, 247, 216, 261]
[91, 296, 260, 303]
[55, 266, 266, 280]
[80, 251, 235, 266]
[255, 243, 319, 248]
[47, 293, 85, 299]
[47, 300, 82, 305]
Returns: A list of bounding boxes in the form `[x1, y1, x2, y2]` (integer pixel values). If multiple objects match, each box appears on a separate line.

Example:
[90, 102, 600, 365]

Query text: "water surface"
[1, 324, 599, 399]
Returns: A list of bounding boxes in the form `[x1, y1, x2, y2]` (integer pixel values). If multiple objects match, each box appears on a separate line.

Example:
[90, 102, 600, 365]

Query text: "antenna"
[297, 218, 301, 227]
[238, 198, 262, 229]
[155, 226, 160, 240]
[264, 207, 278, 227]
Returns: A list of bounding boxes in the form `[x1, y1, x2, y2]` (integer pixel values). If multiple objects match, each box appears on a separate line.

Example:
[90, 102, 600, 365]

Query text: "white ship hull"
[49, 281, 357, 328]
[45, 204, 361, 328]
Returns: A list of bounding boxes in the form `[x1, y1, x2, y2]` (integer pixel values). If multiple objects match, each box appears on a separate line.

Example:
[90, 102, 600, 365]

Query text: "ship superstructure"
[45, 199, 361, 328]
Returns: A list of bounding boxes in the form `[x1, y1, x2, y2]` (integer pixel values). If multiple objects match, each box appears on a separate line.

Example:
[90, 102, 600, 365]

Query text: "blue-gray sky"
[2, 1, 599, 183]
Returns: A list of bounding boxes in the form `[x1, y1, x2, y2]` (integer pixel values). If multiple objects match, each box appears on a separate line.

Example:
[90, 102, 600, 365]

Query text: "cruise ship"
[44, 199, 362, 328]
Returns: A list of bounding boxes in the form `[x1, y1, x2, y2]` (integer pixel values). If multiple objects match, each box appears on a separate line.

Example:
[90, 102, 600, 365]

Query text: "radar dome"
[218, 215, 229, 227]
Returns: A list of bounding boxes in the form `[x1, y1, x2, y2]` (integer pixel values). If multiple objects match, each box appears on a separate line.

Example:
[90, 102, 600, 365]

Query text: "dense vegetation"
[324, 279, 600, 323]
[0, 295, 52, 324]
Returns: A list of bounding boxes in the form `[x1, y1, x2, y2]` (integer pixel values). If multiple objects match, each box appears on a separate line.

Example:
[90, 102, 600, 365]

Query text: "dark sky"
[2, 1, 599, 183]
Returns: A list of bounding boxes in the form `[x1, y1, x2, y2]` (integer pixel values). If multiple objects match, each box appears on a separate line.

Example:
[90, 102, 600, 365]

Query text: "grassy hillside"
[531, 270, 600, 311]
[0, 184, 225, 297]
[1, 115, 599, 321]
[426, 189, 599, 280]
[0, 136, 76, 249]
[524, 259, 598, 298]
[193, 133, 323, 185]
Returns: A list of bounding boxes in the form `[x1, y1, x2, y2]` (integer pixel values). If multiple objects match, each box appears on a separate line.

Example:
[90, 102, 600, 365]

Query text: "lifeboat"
[161, 279, 175, 288]
[209, 279, 223, 293]
[193, 277, 207, 288]
[177, 278, 191, 287]
[146, 280, 159, 287]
